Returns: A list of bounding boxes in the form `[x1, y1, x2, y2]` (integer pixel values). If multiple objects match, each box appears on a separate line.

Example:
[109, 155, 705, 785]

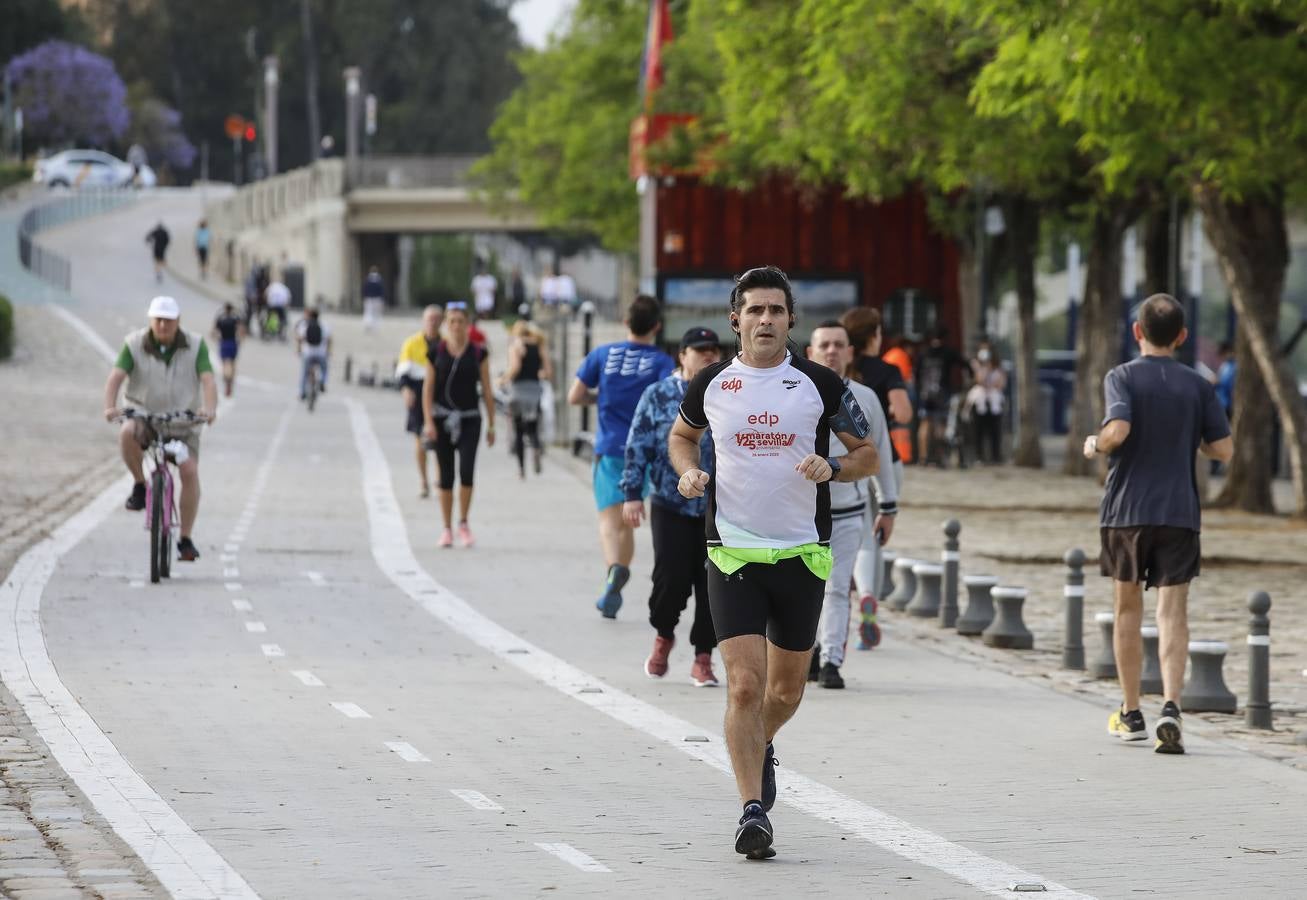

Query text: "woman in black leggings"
[422, 303, 496, 548]
[500, 320, 553, 478]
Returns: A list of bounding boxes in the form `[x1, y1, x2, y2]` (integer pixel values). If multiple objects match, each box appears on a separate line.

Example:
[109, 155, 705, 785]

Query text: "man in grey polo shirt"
[1083, 293, 1232, 754]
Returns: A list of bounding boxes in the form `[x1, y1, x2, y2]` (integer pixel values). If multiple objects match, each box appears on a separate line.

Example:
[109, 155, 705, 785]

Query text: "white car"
[33, 149, 157, 189]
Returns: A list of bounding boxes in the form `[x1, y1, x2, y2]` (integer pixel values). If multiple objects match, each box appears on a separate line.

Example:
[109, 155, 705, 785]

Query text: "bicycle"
[302, 356, 325, 412]
[118, 409, 204, 584]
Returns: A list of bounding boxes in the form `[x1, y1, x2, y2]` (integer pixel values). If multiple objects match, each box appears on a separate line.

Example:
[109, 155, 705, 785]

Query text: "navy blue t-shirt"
[576, 341, 675, 457]
[1099, 355, 1230, 531]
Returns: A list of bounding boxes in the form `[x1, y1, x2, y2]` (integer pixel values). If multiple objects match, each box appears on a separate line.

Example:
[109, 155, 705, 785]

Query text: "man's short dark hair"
[627, 294, 662, 337]
[1139, 293, 1185, 347]
[810, 319, 849, 342]
[730, 265, 794, 314]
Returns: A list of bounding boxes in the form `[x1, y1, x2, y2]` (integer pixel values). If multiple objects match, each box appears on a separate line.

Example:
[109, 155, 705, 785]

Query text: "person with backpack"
[294, 308, 332, 400]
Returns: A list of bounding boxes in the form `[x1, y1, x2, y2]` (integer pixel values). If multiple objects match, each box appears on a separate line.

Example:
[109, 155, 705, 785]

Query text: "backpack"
[305, 319, 323, 346]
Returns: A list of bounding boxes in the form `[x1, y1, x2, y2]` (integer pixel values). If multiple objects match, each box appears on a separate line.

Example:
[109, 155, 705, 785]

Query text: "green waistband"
[707, 543, 833, 581]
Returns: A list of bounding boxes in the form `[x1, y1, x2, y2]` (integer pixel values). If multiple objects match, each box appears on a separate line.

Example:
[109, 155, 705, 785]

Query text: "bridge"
[204, 155, 540, 310]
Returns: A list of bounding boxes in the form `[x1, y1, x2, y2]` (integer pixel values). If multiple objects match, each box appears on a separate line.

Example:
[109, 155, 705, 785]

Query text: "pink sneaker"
[458, 522, 475, 548]
[690, 653, 719, 687]
[644, 635, 674, 678]
[438, 527, 454, 548]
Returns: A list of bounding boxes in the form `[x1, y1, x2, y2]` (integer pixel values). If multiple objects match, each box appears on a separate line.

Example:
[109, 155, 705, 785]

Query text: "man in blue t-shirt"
[569, 295, 675, 618]
[1083, 293, 1232, 756]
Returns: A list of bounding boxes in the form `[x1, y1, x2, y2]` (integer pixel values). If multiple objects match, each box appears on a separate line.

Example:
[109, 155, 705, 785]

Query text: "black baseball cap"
[680, 326, 721, 350]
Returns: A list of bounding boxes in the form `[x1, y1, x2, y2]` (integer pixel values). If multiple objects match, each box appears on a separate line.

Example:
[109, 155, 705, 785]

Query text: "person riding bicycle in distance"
[295, 307, 333, 399]
[103, 295, 217, 562]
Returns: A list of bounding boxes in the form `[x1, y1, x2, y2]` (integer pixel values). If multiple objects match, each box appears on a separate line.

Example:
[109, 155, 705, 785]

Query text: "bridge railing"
[353, 155, 479, 189]
[17, 189, 138, 290]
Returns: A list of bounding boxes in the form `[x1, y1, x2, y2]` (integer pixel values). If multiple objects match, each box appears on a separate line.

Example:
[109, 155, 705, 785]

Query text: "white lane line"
[231, 599, 253, 612]
[47, 304, 117, 363]
[219, 554, 237, 563]
[330, 702, 371, 719]
[128, 579, 144, 588]
[535, 843, 611, 874]
[384, 741, 430, 763]
[224, 543, 239, 553]
[345, 398, 1094, 900]
[261, 644, 284, 658]
[291, 670, 324, 687]
[451, 789, 502, 812]
[302, 571, 327, 587]
[243, 621, 266, 633]
[225, 583, 242, 592]
[223, 568, 240, 578]
[0, 476, 260, 899]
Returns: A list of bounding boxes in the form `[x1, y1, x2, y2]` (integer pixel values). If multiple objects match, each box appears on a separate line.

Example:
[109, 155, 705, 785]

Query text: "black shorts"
[707, 555, 824, 651]
[1100, 526, 1200, 589]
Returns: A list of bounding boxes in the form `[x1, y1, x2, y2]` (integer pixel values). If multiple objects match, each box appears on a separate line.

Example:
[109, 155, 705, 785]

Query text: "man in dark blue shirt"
[1083, 293, 1232, 755]
[568, 295, 675, 618]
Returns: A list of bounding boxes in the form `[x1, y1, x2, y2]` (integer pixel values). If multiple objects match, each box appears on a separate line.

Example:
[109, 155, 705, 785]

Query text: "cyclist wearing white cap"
[103, 296, 217, 562]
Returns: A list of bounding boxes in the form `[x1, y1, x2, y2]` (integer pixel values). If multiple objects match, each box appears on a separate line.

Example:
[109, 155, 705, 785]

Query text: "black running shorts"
[1100, 525, 1200, 589]
[707, 555, 825, 651]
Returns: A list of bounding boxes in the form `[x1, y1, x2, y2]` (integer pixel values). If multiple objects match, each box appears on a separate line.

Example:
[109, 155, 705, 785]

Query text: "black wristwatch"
[825, 456, 842, 481]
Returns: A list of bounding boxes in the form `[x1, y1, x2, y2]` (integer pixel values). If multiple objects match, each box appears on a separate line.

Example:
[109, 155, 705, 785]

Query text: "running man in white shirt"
[471, 261, 498, 319]
[669, 266, 878, 860]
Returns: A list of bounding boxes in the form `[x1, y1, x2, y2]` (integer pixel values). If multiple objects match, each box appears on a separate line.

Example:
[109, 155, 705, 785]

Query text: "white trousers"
[362, 297, 384, 330]
[853, 459, 904, 600]
[818, 514, 866, 667]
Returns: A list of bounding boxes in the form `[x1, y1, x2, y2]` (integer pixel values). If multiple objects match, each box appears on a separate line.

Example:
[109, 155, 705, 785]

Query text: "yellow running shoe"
[1108, 706, 1148, 741]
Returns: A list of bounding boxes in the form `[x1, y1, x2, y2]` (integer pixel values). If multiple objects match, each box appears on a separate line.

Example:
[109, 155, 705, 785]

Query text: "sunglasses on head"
[446, 301, 468, 311]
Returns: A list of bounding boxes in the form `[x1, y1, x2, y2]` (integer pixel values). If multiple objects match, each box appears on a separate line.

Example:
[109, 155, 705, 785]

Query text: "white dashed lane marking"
[330, 702, 370, 719]
[451, 790, 502, 812]
[535, 843, 611, 874]
[244, 622, 266, 633]
[302, 571, 327, 587]
[231, 599, 253, 612]
[291, 670, 324, 687]
[261, 644, 284, 658]
[384, 742, 430, 763]
[225, 583, 243, 592]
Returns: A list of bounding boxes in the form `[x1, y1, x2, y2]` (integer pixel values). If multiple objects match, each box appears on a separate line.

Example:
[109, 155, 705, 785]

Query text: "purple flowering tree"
[129, 97, 197, 173]
[5, 40, 129, 148]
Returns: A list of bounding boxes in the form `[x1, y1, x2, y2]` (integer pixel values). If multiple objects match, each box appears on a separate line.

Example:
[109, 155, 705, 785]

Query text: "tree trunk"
[1063, 204, 1132, 476]
[1141, 196, 1182, 298]
[1005, 196, 1043, 468]
[1196, 185, 1307, 517]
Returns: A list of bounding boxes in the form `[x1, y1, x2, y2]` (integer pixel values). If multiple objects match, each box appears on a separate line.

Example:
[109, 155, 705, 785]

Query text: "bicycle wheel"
[160, 480, 172, 580]
[149, 470, 164, 584]
[307, 363, 318, 412]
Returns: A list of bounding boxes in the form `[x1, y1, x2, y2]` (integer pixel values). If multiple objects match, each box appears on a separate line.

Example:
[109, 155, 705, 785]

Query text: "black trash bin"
[283, 264, 306, 309]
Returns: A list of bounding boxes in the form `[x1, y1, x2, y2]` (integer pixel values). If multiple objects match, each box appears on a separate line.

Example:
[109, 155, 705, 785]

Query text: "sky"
[510, 0, 576, 48]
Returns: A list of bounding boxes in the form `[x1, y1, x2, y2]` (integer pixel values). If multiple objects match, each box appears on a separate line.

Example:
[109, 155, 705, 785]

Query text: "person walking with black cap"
[621, 327, 723, 686]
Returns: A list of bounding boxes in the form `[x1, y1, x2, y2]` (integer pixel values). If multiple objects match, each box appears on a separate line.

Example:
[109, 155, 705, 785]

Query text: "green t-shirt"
[116, 337, 213, 375]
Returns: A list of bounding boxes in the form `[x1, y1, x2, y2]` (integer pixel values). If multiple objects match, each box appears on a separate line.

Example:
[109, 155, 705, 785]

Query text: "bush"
[0, 161, 33, 191]
[0, 293, 12, 360]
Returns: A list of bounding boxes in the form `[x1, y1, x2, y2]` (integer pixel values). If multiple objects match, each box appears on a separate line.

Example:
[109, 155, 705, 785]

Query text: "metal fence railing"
[17, 189, 138, 290]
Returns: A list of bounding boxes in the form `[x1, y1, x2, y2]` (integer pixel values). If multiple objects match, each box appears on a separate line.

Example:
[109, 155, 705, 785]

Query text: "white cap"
[147, 295, 180, 320]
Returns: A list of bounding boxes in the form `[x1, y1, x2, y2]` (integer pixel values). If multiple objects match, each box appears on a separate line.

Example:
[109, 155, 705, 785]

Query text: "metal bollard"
[1062, 548, 1086, 670]
[880, 551, 897, 602]
[907, 563, 943, 618]
[982, 587, 1034, 649]
[1246, 591, 1272, 729]
[957, 574, 999, 636]
[1140, 625, 1163, 695]
[1090, 612, 1117, 679]
[344, 354, 353, 384]
[939, 519, 961, 628]
[887, 558, 920, 612]
[1181, 641, 1238, 713]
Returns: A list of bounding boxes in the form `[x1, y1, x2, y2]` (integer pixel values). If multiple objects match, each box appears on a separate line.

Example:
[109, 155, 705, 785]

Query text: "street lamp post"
[343, 67, 361, 188]
[263, 56, 279, 177]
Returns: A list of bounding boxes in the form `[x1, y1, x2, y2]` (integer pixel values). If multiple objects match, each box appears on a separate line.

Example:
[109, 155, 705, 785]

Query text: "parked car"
[32, 150, 156, 189]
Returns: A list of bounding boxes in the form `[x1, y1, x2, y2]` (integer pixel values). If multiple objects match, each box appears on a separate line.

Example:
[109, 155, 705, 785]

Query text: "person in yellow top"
[396, 305, 443, 497]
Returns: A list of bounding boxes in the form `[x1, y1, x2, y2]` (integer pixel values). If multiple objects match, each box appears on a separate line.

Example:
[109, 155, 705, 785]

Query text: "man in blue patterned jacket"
[621, 327, 722, 686]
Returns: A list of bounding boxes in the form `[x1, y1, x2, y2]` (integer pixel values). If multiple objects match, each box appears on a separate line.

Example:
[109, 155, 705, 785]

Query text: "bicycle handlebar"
[117, 409, 206, 426]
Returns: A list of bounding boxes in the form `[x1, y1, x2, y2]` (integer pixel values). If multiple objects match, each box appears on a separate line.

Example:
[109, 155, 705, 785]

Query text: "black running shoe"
[125, 482, 146, 511]
[177, 537, 200, 562]
[1155, 701, 1184, 755]
[1107, 706, 1147, 742]
[735, 802, 774, 859]
[761, 743, 778, 812]
[818, 663, 845, 689]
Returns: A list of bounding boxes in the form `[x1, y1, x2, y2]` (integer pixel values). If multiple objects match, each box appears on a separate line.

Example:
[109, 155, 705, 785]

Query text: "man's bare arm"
[1084, 418, 1130, 458]
[1201, 435, 1234, 463]
[567, 378, 594, 406]
[832, 431, 878, 481]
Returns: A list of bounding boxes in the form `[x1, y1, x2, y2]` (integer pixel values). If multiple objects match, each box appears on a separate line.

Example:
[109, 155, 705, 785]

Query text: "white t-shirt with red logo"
[679, 352, 863, 549]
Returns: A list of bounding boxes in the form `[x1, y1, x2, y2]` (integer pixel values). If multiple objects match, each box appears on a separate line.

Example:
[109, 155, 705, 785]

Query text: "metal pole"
[1062, 548, 1086, 670]
[263, 56, 279, 176]
[232, 135, 241, 186]
[1246, 591, 1272, 729]
[939, 519, 960, 628]
[579, 300, 595, 438]
[343, 67, 361, 188]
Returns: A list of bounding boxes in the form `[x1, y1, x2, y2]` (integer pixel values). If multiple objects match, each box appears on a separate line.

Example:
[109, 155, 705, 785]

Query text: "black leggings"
[512, 414, 540, 472]
[649, 504, 716, 654]
[707, 555, 824, 651]
[435, 416, 481, 489]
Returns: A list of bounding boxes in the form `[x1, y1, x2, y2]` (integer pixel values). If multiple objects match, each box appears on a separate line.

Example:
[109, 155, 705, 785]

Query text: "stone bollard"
[939, 520, 961, 628]
[1140, 625, 1163, 695]
[344, 354, 353, 384]
[1090, 612, 1117, 679]
[887, 558, 919, 612]
[1181, 641, 1238, 713]
[982, 587, 1034, 649]
[880, 551, 897, 602]
[1062, 548, 1086, 670]
[1246, 592, 1272, 729]
[908, 563, 943, 618]
[957, 575, 999, 636]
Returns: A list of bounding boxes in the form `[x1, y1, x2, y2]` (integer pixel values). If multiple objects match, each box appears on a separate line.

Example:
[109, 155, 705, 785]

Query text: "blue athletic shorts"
[593, 454, 647, 510]
[219, 338, 238, 361]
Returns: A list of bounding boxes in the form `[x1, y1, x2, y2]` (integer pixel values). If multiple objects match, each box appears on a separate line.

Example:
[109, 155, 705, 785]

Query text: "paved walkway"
[1, 190, 1304, 897]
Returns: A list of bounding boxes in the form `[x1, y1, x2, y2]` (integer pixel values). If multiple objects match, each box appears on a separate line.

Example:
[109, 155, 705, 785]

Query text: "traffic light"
[244, 123, 257, 142]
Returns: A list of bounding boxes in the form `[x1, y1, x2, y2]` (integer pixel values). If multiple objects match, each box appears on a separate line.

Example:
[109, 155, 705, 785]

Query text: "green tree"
[1, 0, 86, 65]
[967, 0, 1307, 515]
[474, 0, 648, 252]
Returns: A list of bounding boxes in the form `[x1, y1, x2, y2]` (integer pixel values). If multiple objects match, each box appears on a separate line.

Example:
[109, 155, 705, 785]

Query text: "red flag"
[641, 0, 674, 107]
